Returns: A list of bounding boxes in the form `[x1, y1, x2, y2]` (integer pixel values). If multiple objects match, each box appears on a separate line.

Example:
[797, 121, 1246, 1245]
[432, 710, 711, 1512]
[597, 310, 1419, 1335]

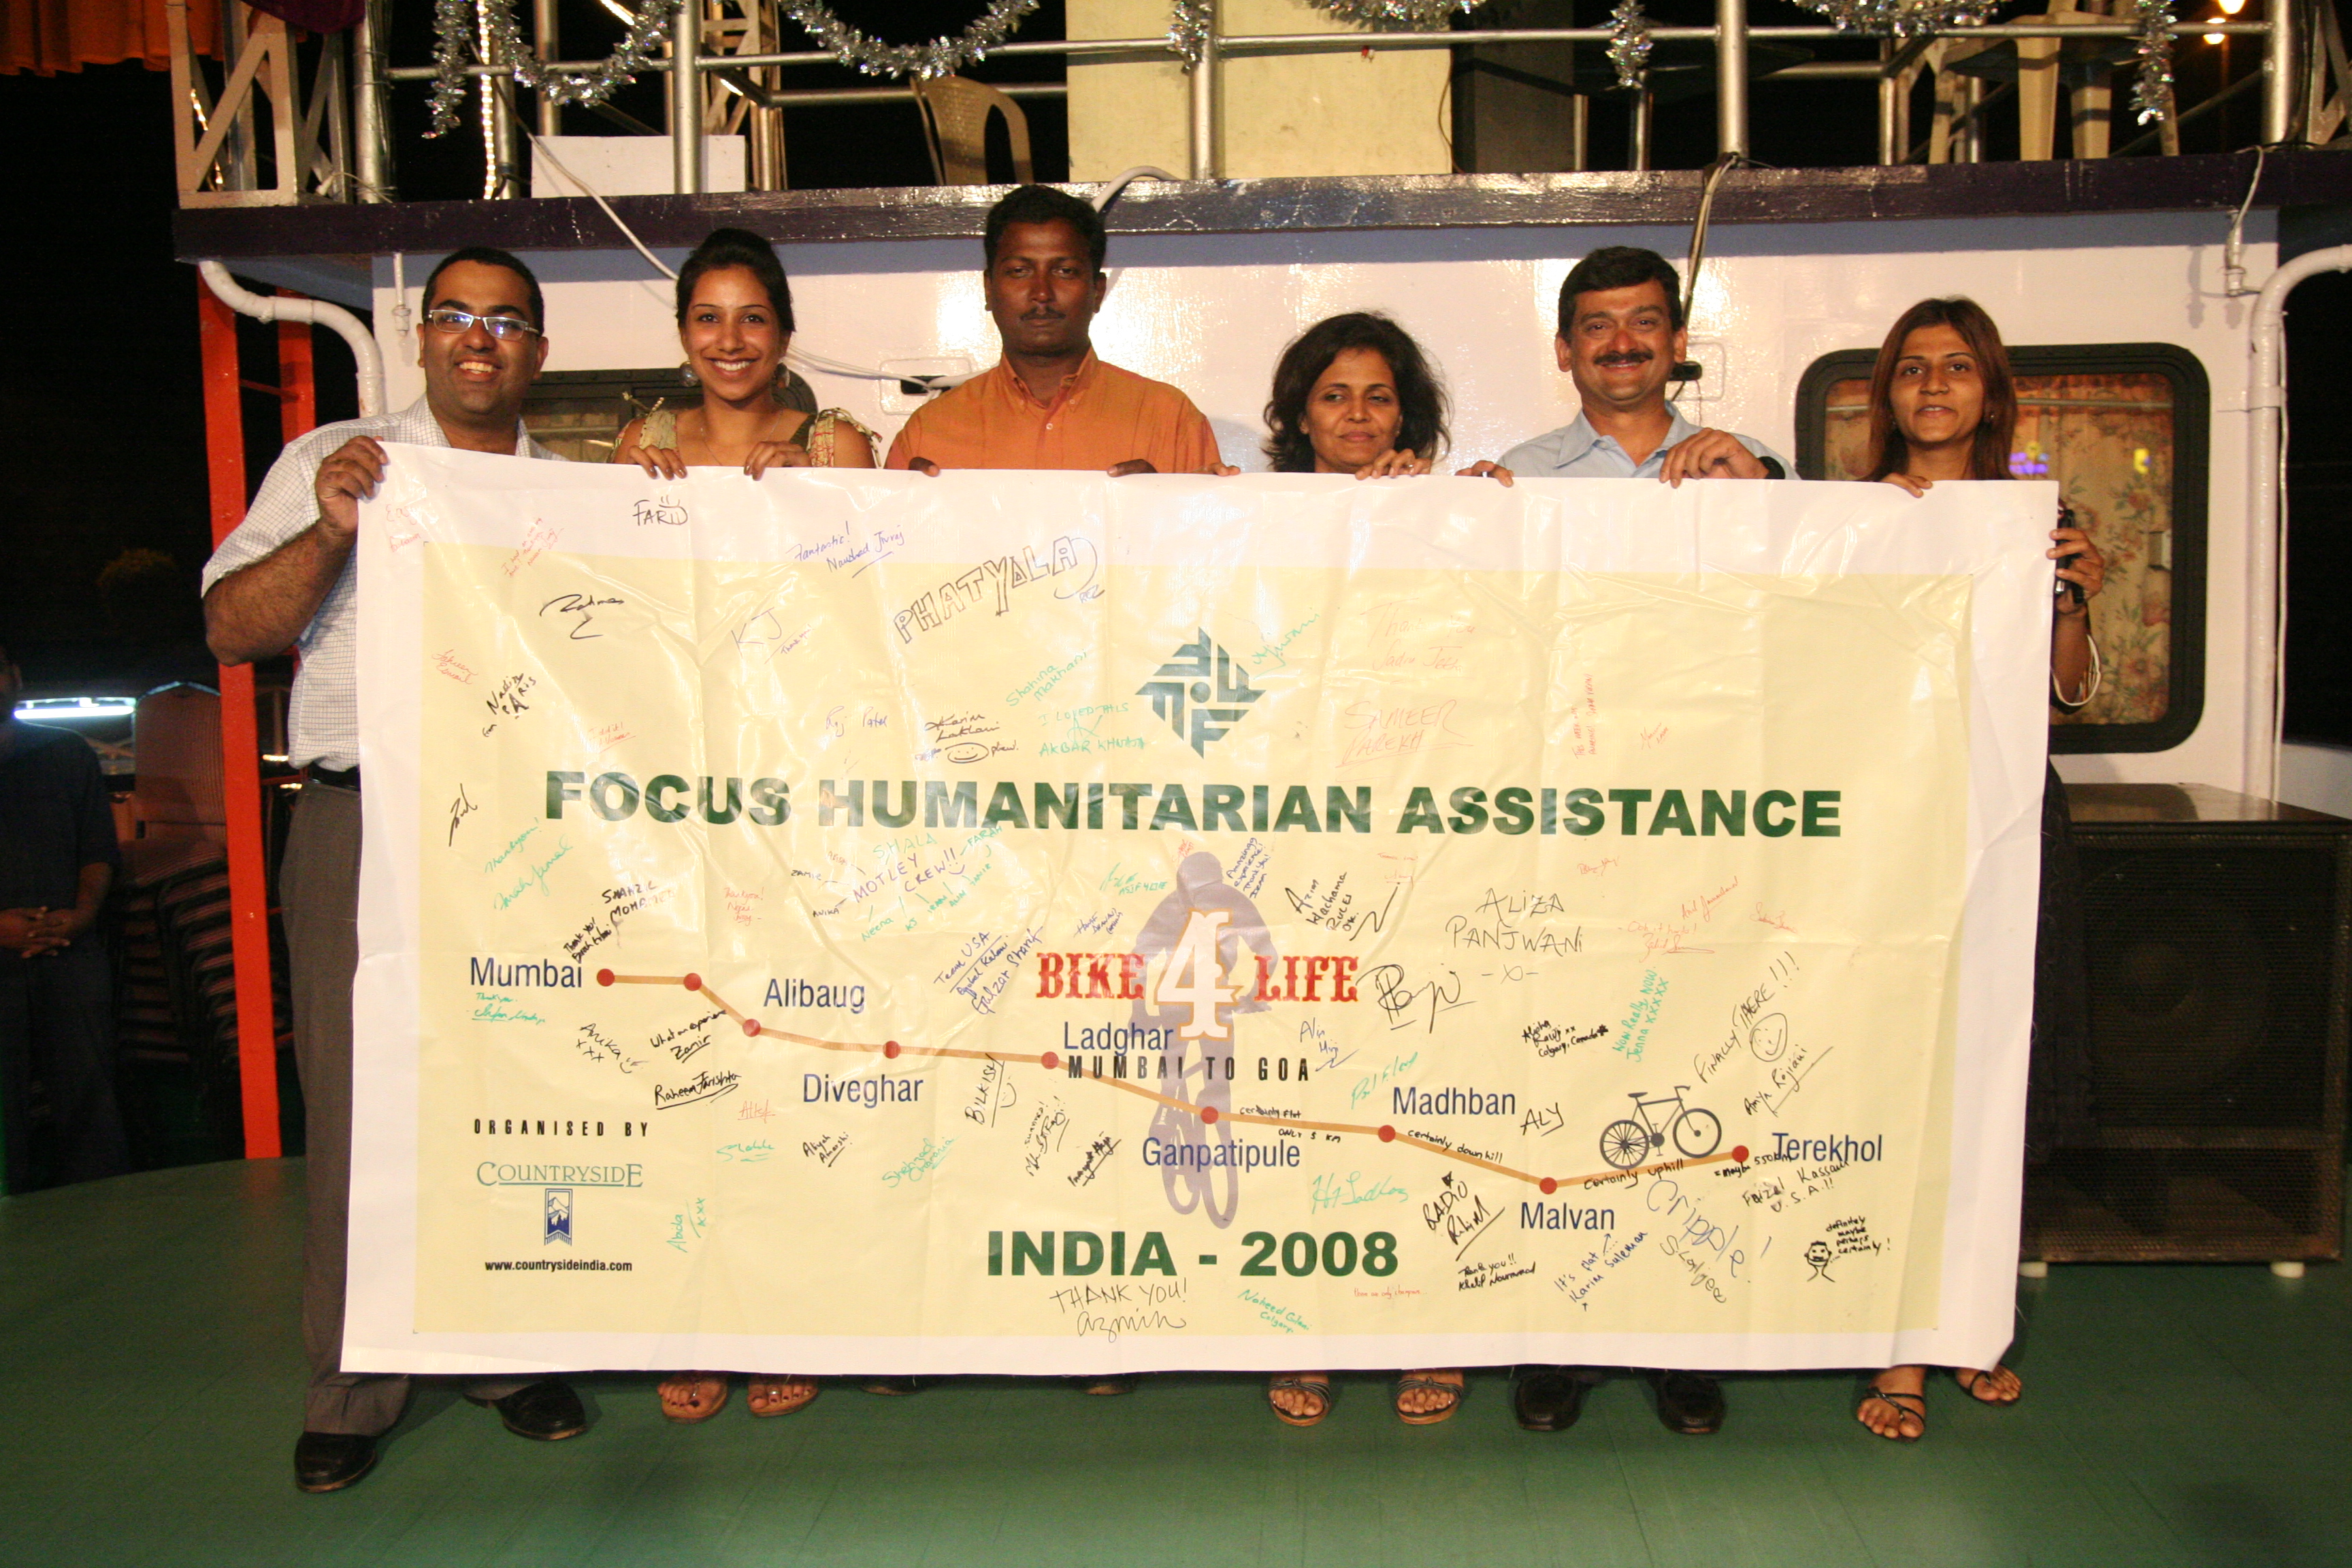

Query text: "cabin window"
[1795, 344, 2210, 755]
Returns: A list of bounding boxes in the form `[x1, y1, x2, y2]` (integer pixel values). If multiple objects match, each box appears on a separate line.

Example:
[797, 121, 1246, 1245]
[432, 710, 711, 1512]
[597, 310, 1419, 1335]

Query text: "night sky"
[0, 1, 2342, 739]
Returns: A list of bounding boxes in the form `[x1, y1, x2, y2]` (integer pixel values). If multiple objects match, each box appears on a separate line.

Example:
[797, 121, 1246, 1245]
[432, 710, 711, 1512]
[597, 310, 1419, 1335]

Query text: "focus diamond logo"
[1139, 630, 1264, 755]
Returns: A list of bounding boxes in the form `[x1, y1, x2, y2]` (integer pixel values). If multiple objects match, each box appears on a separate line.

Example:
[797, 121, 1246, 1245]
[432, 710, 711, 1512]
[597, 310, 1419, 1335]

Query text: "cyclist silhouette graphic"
[1129, 851, 1279, 1227]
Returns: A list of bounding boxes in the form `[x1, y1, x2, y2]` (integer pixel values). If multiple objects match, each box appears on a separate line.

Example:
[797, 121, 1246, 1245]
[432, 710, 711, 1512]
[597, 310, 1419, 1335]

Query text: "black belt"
[310, 765, 362, 791]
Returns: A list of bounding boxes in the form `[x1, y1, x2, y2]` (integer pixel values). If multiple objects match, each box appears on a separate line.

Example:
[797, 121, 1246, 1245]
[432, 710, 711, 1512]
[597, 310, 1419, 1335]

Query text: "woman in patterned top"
[615, 227, 877, 478]
[629, 227, 868, 1426]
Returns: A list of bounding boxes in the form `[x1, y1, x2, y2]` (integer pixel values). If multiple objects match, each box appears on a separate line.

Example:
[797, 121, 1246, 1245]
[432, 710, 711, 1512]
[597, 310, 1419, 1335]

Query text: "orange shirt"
[885, 352, 1220, 474]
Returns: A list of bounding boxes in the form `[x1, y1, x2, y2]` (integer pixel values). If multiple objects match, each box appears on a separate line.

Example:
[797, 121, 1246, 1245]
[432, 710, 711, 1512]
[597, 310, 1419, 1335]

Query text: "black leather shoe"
[1512, 1371, 1592, 1433]
[293, 1431, 378, 1492]
[468, 1379, 588, 1441]
[1652, 1371, 1725, 1435]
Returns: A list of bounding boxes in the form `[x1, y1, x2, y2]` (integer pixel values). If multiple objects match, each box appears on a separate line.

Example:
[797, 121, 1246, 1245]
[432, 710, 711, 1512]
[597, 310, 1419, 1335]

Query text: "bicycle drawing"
[1598, 1085, 1723, 1169]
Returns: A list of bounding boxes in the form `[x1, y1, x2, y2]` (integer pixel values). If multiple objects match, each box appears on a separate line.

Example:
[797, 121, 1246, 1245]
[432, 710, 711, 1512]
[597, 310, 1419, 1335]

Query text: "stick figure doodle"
[1804, 1239, 1834, 1281]
[1129, 852, 1279, 1226]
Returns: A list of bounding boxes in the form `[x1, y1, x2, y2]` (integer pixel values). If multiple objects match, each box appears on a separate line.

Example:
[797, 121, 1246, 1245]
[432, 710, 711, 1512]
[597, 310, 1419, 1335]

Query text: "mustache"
[1594, 350, 1653, 368]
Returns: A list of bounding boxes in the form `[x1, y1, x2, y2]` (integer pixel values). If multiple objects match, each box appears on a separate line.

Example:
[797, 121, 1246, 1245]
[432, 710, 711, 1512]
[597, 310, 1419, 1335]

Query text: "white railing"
[191, 0, 2316, 205]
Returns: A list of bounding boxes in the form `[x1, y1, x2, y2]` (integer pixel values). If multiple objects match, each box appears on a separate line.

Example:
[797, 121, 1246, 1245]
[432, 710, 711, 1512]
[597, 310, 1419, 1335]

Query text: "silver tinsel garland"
[1305, 0, 1484, 24]
[1607, 0, 1652, 89]
[427, 0, 681, 137]
[1168, 0, 1215, 69]
[1172, 0, 1487, 71]
[2129, 0, 2178, 124]
[1788, 0, 1993, 36]
[777, 0, 1043, 80]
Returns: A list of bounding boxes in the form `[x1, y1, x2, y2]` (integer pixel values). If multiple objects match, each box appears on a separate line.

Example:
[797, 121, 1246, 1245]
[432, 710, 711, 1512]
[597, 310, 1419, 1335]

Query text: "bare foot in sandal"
[1955, 1365, 2021, 1404]
[1267, 1372, 1332, 1426]
[659, 1371, 730, 1422]
[1396, 1368, 1464, 1424]
[747, 1375, 819, 1418]
[1858, 1364, 1927, 1441]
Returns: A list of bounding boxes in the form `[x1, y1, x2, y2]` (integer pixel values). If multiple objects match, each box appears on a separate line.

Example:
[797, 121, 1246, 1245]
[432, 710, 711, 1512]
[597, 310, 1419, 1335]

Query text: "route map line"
[599, 969, 1749, 1196]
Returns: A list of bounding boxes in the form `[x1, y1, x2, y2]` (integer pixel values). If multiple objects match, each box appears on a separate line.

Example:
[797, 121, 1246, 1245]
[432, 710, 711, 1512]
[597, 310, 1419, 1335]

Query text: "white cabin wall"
[370, 210, 2275, 793]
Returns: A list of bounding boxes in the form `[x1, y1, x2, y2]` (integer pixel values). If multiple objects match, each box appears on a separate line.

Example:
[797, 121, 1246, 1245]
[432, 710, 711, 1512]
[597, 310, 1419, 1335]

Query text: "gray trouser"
[283, 780, 528, 1435]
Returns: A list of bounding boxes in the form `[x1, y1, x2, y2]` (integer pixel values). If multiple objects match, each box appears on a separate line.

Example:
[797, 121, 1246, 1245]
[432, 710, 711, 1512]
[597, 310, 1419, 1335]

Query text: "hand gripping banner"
[346, 453, 2055, 1377]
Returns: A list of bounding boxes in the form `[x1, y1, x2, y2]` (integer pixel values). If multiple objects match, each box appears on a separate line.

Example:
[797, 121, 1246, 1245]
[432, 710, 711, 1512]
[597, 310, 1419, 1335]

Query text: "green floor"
[1, 1160, 2346, 1567]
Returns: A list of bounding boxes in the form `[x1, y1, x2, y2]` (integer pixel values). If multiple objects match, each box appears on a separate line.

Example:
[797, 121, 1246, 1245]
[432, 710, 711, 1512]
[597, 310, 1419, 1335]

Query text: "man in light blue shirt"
[1467, 246, 1788, 485]
[1482, 248, 1772, 1444]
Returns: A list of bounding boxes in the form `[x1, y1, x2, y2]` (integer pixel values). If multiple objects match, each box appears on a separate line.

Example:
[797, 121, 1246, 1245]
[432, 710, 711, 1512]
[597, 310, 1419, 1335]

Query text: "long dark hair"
[675, 227, 796, 333]
[1262, 313, 1448, 473]
[1863, 296, 2015, 482]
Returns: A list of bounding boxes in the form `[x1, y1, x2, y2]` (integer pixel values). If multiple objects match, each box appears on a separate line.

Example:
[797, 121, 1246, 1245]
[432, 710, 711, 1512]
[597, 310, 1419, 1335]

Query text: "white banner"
[346, 453, 2052, 1377]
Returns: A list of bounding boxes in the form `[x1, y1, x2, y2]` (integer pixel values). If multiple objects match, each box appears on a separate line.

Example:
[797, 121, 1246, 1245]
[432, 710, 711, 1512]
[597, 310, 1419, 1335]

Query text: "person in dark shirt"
[0, 640, 129, 1191]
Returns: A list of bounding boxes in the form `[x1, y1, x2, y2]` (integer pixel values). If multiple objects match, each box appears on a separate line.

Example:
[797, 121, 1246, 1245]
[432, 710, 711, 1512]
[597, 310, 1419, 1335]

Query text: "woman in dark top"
[1855, 296, 2105, 1442]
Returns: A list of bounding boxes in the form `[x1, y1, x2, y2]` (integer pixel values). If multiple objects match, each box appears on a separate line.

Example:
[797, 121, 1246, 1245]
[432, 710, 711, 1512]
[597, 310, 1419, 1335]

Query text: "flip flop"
[1955, 1366, 2021, 1405]
[659, 1372, 730, 1423]
[747, 1376, 819, 1418]
[1394, 1373, 1464, 1426]
[1857, 1380, 1926, 1442]
[1267, 1375, 1333, 1427]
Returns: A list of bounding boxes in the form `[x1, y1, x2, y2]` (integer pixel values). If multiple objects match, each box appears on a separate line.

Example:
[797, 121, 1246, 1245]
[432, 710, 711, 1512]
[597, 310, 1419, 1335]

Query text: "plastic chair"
[911, 76, 1033, 185]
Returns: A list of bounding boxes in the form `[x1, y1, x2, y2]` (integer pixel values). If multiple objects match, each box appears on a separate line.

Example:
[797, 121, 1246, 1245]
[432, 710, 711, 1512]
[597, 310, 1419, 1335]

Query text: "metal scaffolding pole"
[1190, 1, 1220, 181]
[1718, 0, 1750, 159]
[2264, 0, 2301, 144]
[351, 0, 393, 201]
[534, 0, 561, 137]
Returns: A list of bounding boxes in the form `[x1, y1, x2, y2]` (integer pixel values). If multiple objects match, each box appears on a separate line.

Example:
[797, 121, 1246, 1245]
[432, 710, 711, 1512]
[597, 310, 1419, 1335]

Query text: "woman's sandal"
[659, 1372, 730, 1423]
[1857, 1380, 1927, 1442]
[1394, 1373, 1464, 1426]
[1267, 1376, 1333, 1428]
[747, 1376, 819, 1418]
[1955, 1366, 2021, 1405]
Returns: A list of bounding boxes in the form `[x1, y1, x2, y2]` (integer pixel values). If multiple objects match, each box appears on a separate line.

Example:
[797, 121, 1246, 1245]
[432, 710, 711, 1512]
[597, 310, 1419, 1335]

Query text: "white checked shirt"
[1499, 408, 1788, 480]
[200, 397, 559, 770]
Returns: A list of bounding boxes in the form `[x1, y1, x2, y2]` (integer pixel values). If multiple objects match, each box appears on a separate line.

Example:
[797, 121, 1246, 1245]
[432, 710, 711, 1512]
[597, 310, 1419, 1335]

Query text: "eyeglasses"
[423, 308, 540, 340]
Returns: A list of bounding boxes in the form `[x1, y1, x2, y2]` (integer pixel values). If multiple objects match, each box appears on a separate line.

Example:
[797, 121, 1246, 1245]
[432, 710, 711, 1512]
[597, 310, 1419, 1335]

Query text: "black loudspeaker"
[2022, 784, 2350, 1263]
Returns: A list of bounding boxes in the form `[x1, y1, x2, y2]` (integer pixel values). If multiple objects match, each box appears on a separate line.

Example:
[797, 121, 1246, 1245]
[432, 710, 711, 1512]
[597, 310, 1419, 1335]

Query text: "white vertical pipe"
[198, 261, 386, 417]
[2244, 244, 2352, 800]
[673, 0, 704, 195]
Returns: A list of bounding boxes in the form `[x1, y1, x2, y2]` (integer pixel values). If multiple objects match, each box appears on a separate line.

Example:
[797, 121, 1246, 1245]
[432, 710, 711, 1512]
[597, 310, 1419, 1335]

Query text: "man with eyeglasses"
[203, 247, 588, 1493]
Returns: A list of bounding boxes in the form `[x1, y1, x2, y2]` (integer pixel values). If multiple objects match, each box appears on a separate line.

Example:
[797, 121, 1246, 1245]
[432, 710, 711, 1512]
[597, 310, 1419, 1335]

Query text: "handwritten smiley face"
[1749, 1012, 1788, 1063]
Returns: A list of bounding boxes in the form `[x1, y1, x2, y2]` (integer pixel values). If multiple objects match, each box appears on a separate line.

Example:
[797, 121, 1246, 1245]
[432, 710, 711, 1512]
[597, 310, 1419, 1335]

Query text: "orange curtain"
[0, 0, 222, 76]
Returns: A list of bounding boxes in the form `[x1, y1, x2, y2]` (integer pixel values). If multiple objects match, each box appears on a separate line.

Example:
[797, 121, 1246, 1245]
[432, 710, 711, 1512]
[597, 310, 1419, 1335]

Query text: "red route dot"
[1731, 1145, 1749, 1164]
[595, 968, 614, 987]
[681, 973, 702, 992]
[1540, 1178, 1558, 1195]
[742, 1019, 762, 1037]
[883, 1040, 902, 1059]
[1041, 1051, 1059, 1071]
[1200, 1106, 1219, 1124]
[1378, 1125, 1396, 1143]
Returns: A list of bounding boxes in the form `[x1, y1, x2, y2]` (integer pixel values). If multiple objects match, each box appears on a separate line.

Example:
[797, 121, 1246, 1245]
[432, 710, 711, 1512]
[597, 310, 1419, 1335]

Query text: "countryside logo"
[1139, 631, 1264, 755]
[544, 1187, 572, 1245]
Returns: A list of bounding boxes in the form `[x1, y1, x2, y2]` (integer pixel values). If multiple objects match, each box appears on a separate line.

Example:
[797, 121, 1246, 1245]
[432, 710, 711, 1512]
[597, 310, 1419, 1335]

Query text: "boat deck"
[2, 1158, 2345, 1567]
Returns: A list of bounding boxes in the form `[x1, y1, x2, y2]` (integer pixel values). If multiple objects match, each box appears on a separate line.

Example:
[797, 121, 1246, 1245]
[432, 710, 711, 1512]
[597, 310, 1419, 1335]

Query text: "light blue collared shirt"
[1499, 408, 1788, 480]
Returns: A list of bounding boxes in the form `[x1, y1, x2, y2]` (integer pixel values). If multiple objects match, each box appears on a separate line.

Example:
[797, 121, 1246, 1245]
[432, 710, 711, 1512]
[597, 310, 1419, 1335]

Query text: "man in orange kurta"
[886, 185, 1222, 476]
